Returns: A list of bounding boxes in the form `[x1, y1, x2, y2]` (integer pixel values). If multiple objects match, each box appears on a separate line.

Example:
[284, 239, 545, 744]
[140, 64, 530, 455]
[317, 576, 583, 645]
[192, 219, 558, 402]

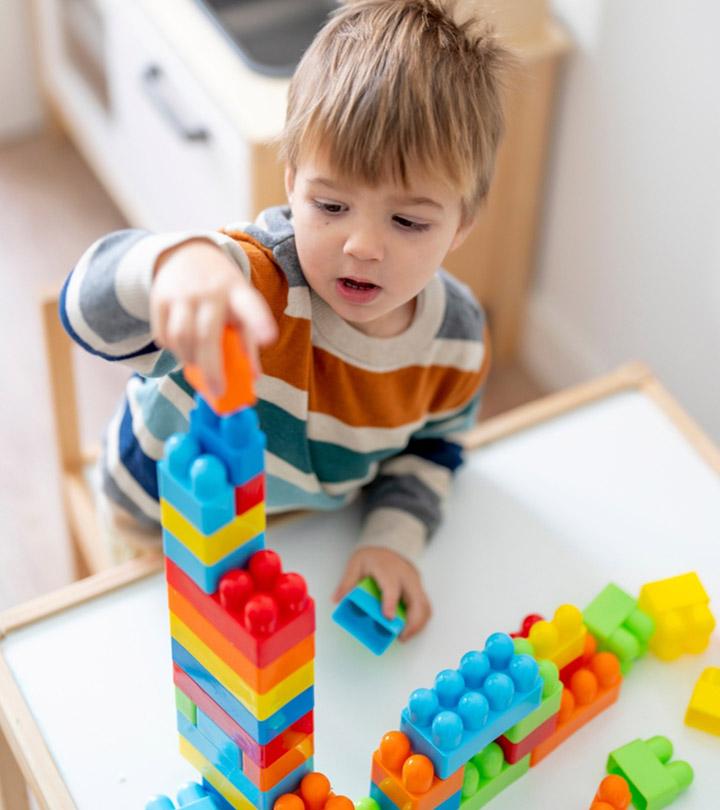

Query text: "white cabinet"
[32, 0, 252, 230]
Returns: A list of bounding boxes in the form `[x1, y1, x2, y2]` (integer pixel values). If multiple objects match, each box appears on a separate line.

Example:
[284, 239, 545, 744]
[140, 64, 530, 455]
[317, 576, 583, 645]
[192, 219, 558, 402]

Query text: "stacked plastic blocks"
[152, 334, 316, 810]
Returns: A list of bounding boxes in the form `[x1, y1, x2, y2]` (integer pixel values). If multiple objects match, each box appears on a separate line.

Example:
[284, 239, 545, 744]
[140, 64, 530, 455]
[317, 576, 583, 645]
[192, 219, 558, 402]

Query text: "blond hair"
[279, 0, 512, 220]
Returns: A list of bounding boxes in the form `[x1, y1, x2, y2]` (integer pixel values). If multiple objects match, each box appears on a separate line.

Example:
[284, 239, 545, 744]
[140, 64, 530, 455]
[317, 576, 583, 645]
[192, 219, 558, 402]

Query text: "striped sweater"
[60, 206, 490, 559]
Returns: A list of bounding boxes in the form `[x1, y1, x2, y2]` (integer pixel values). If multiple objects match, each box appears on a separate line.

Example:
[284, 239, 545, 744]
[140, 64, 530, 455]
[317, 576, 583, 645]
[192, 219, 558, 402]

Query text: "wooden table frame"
[1, 362, 718, 810]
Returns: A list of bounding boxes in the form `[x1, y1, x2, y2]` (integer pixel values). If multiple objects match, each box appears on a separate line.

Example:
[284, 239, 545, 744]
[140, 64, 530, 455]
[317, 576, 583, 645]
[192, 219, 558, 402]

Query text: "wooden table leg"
[0, 721, 30, 810]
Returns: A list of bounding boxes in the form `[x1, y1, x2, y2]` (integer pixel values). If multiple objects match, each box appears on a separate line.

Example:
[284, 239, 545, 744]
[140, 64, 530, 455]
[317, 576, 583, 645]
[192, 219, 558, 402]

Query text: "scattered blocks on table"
[400, 633, 542, 778]
[531, 651, 622, 766]
[497, 712, 558, 765]
[184, 326, 256, 414]
[509, 613, 544, 639]
[527, 604, 587, 670]
[583, 584, 655, 673]
[370, 730, 463, 810]
[273, 770, 355, 809]
[590, 774, 631, 809]
[684, 667, 720, 736]
[559, 632, 598, 686]
[460, 744, 530, 809]
[145, 781, 231, 809]
[607, 736, 693, 810]
[332, 577, 406, 655]
[503, 639, 562, 743]
[638, 572, 715, 660]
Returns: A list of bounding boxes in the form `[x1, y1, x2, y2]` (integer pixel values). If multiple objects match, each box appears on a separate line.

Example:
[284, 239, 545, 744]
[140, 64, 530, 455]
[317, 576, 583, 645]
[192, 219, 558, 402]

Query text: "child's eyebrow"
[309, 177, 444, 211]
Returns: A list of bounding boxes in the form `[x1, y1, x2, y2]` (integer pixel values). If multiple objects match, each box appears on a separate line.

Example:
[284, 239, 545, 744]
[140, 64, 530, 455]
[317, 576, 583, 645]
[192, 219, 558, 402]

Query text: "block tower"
[155, 327, 316, 809]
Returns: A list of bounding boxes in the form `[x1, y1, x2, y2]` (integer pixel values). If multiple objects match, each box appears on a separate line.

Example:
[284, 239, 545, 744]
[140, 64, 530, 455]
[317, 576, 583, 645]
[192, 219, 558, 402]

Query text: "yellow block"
[161, 499, 265, 566]
[685, 667, 720, 736]
[528, 604, 587, 669]
[171, 612, 314, 720]
[180, 735, 255, 810]
[639, 572, 715, 660]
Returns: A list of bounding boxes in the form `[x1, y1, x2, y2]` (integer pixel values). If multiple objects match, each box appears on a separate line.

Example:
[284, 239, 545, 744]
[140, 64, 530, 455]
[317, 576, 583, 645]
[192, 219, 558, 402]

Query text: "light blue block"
[332, 578, 405, 655]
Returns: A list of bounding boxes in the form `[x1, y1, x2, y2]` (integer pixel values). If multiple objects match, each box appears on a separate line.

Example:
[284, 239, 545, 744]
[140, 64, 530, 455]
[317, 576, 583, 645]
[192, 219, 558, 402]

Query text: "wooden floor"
[0, 129, 546, 612]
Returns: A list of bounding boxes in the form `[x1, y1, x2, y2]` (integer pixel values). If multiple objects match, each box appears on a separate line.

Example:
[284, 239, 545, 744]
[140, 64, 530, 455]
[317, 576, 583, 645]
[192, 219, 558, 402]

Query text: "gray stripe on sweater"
[437, 271, 486, 341]
[80, 230, 150, 342]
[362, 473, 441, 536]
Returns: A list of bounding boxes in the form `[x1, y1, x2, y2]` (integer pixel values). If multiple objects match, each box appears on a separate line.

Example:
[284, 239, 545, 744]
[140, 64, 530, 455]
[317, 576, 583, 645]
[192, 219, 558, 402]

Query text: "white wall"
[0, 0, 43, 140]
[525, 0, 720, 440]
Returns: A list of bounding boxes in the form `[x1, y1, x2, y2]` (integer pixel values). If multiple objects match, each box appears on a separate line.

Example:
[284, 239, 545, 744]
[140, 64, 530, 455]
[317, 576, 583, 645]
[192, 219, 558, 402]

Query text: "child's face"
[286, 150, 474, 337]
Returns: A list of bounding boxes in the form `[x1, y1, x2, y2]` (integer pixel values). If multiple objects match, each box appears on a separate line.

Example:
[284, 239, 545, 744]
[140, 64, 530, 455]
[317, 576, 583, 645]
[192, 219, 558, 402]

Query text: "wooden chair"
[40, 287, 146, 578]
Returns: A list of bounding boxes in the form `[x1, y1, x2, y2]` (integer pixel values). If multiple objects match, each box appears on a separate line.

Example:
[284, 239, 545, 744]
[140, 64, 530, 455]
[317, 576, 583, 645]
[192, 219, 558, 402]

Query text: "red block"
[166, 552, 315, 667]
[173, 663, 313, 768]
[497, 712, 559, 764]
[236, 473, 265, 515]
[509, 613, 545, 639]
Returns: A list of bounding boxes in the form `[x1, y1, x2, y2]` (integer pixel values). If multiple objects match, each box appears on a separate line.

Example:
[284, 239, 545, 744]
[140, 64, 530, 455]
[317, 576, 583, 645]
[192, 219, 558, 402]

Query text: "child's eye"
[393, 215, 430, 232]
[313, 200, 346, 215]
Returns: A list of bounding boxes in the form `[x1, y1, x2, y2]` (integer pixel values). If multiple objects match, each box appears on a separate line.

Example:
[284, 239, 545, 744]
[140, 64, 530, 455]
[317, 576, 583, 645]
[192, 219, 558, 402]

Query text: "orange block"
[185, 325, 255, 413]
[168, 583, 314, 693]
[531, 652, 622, 766]
[371, 731, 463, 810]
[274, 772, 354, 810]
[590, 774, 631, 809]
[243, 734, 314, 791]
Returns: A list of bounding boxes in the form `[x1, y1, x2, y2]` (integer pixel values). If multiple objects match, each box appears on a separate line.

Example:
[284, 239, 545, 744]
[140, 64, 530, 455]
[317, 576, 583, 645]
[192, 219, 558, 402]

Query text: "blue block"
[190, 398, 265, 486]
[332, 579, 405, 655]
[163, 528, 265, 594]
[158, 432, 235, 534]
[172, 640, 314, 745]
[145, 780, 229, 809]
[399, 633, 542, 779]
[178, 713, 312, 810]
[177, 711, 240, 773]
[369, 783, 461, 810]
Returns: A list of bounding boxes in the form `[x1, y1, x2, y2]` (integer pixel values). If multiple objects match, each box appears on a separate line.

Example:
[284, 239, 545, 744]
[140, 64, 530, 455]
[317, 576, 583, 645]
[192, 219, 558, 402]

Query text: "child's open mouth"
[336, 277, 382, 304]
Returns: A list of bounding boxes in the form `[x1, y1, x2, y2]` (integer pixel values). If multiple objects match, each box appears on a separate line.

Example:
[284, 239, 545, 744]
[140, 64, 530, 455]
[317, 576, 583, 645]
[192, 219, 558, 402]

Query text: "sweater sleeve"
[59, 228, 252, 376]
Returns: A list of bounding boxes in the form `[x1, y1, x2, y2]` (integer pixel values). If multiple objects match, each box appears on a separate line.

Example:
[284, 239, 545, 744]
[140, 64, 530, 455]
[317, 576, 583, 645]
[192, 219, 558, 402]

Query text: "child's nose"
[343, 224, 384, 262]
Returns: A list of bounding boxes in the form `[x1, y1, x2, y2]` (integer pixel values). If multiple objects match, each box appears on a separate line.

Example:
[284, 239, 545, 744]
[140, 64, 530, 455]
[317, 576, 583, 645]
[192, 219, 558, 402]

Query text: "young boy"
[60, 0, 509, 640]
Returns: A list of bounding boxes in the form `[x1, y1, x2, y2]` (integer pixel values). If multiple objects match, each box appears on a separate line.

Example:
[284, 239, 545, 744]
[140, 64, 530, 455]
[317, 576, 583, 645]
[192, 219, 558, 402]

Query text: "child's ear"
[449, 213, 477, 253]
[284, 164, 296, 204]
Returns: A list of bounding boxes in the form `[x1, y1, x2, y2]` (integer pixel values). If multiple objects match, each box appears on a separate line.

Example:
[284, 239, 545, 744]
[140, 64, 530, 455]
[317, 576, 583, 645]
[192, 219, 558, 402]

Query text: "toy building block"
[168, 582, 315, 694]
[185, 325, 256, 414]
[370, 730, 463, 810]
[583, 584, 655, 673]
[590, 774, 631, 810]
[400, 633, 542, 778]
[531, 651, 622, 766]
[607, 736, 693, 809]
[166, 552, 315, 668]
[497, 712, 557, 765]
[460, 743, 530, 809]
[273, 771, 355, 809]
[638, 572, 715, 660]
[159, 433, 236, 534]
[559, 632, 598, 686]
[170, 610, 313, 719]
[509, 613, 544, 639]
[527, 605, 587, 670]
[174, 664, 313, 769]
[190, 398, 265, 485]
[355, 799, 381, 810]
[505, 639, 563, 742]
[332, 577, 406, 655]
[685, 666, 720, 735]
[146, 781, 233, 809]
[176, 686, 198, 725]
[237, 473, 265, 514]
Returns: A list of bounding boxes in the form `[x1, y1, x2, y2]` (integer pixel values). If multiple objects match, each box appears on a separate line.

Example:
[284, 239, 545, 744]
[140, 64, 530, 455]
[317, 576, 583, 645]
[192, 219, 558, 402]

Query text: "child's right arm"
[61, 230, 276, 384]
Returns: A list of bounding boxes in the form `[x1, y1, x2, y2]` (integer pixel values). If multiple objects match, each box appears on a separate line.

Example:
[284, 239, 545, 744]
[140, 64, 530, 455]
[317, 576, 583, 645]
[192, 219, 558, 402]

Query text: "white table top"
[3, 388, 719, 808]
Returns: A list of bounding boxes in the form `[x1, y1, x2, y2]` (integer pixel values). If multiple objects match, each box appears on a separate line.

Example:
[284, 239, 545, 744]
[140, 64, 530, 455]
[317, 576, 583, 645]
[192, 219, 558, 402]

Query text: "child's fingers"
[332, 555, 363, 603]
[400, 588, 432, 641]
[194, 301, 224, 396]
[229, 284, 278, 346]
[372, 569, 403, 622]
[166, 300, 196, 364]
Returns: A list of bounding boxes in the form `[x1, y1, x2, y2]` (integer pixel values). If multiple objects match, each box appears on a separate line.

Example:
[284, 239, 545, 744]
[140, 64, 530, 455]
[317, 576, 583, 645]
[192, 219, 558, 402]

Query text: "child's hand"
[150, 239, 277, 394]
[332, 547, 432, 641]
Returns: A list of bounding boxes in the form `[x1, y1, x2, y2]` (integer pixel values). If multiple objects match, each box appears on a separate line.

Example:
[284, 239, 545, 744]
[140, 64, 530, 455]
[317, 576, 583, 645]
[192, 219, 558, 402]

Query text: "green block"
[607, 736, 693, 809]
[460, 744, 530, 809]
[583, 583, 655, 672]
[357, 577, 407, 621]
[175, 686, 197, 725]
[504, 650, 562, 742]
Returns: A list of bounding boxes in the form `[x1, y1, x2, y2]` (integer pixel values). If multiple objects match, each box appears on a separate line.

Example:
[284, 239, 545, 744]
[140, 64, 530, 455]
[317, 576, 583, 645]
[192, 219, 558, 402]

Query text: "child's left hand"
[332, 546, 432, 641]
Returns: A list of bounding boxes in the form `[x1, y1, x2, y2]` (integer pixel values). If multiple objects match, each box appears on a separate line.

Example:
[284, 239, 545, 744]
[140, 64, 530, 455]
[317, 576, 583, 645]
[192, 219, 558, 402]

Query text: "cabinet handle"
[141, 65, 210, 143]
